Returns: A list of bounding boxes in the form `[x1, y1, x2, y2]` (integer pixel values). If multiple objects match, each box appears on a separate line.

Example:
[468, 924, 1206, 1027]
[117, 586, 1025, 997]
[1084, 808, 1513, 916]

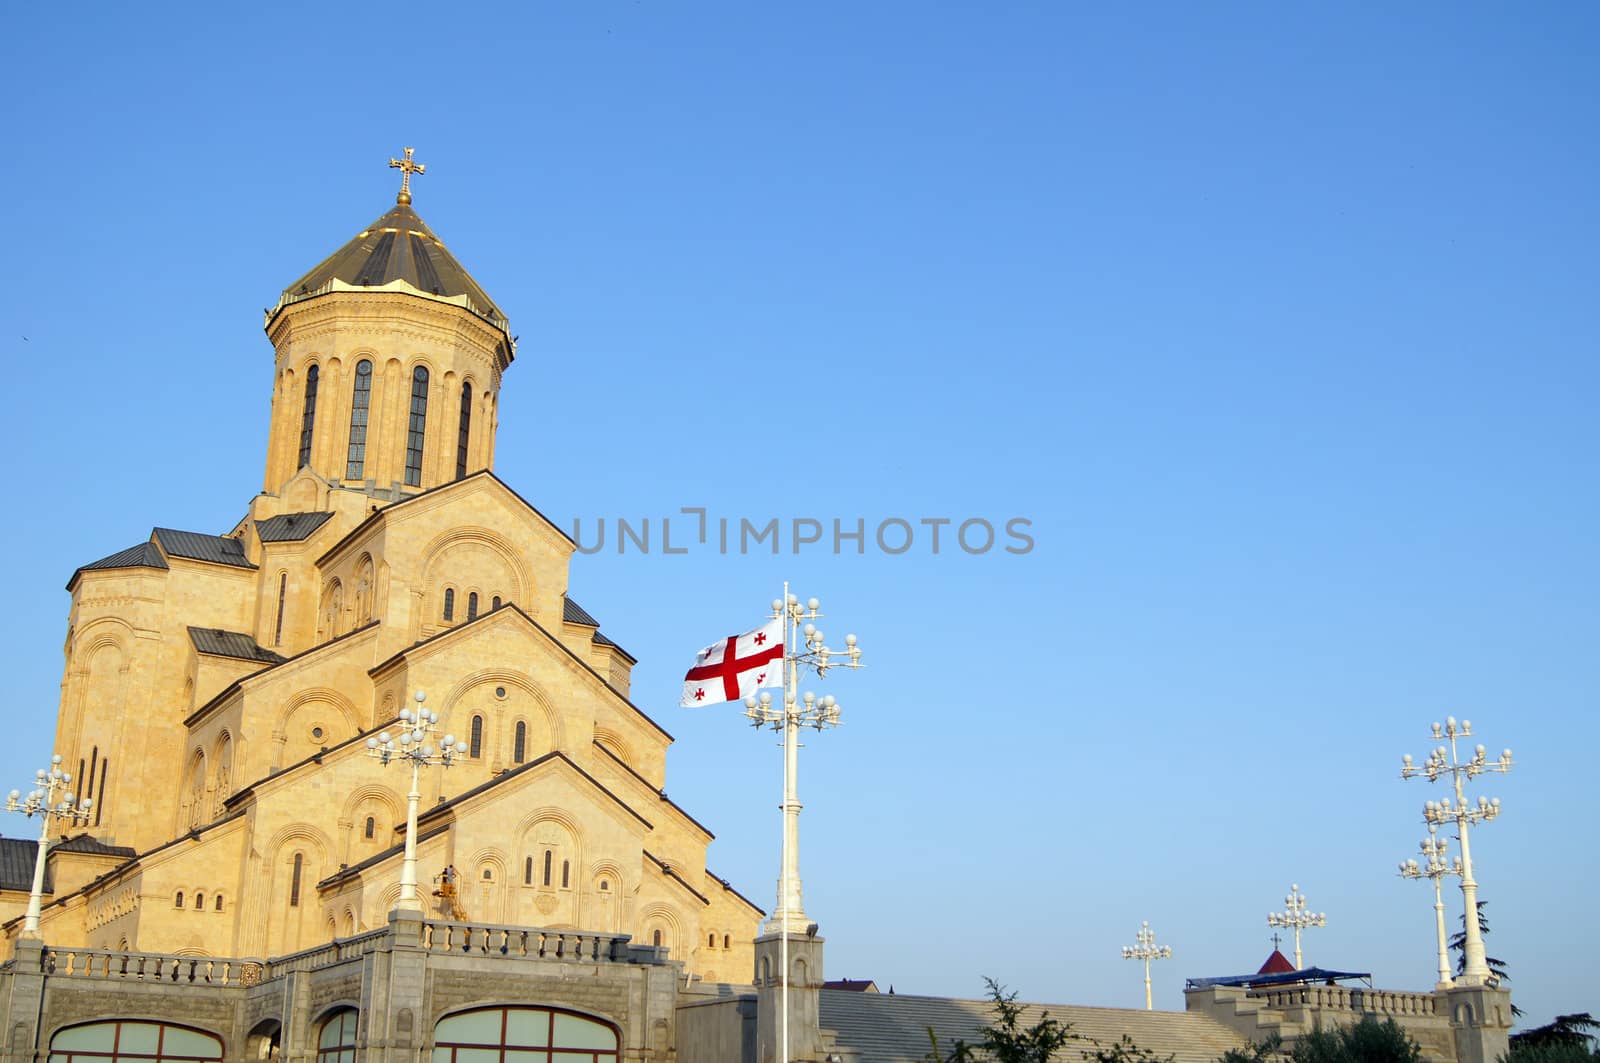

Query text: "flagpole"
[734, 588, 861, 1063]
[781, 579, 790, 1063]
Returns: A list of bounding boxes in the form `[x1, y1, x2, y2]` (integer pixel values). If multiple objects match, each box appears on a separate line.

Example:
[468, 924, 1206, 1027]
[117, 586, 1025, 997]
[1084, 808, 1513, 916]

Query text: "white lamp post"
[1121, 920, 1172, 1010]
[1266, 883, 1325, 970]
[1399, 821, 1462, 989]
[6, 754, 94, 938]
[1401, 716, 1511, 986]
[740, 585, 860, 1063]
[366, 690, 466, 911]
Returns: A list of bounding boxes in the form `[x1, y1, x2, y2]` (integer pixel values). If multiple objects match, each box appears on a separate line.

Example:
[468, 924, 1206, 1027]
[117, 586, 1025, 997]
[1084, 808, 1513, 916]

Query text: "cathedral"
[0, 157, 1514, 1063]
[0, 154, 769, 1051]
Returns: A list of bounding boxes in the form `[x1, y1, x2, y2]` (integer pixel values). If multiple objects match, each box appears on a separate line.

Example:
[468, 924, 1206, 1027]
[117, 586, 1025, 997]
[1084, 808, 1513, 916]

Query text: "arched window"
[50, 1021, 223, 1063]
[709, 933, 716, 947]
[274, 571, 288, 646]
[599, 878, 609, 892]
[524, 856, 533, 885]
[542, 850, 552, 887]
[404, 366, 429, 486]
[456, 381, 472, 480]
[482, 867, 493, 881]
[724, 933, 731, 949]
[491, 595, 501, 610]
[299, 364, 320, 468]
[513, 721, 527, 763]
[195, 892, 204, 910]
[467, 592, 479, 621]
[442, 588, 455, 622]
[432, 1007, 618, 1063]
[364, 816, 375, 839]
[88, 746, 98, 801]
[289, 852, 304, 907]
[653, 929, 662, 947]
[215, 894, 224, 912]
[174, 891, 184, 908]
[469, 715, 483, 758]
[95, 758, 107, 825]
[561, 860, 570, 889]
[345, 359, 373, 480]
[317, 1008, 358, 1063]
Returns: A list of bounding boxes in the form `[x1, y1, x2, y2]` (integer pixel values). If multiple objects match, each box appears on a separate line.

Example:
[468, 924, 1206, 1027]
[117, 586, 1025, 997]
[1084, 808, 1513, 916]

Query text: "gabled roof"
[592, 741, 713, 841]
[643, 850, 710, 906]
[824, 979, 879, 992]
[317, 824, 450, 889]
[316, 469, 574, 568]
[188, 626, 287, 664]
[367, 603, 670, 741]
[416, 750, 652, 832]
[255, 511, 334, 542]
[153, 528, 255, 569]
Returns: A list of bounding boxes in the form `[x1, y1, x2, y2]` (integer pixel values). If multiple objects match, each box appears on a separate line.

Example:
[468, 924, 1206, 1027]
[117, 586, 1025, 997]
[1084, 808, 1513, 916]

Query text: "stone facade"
[0, 180, 761, 1058]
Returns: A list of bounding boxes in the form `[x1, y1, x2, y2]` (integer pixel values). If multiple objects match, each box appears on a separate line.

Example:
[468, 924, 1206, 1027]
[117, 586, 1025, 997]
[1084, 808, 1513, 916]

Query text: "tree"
[1216, 1036, 1284, 1063]
[1216, 1018, 1425, 1063]
[1448, 901, 1523, 1018]
[925, 979, 1078, 1063]
[1504, 1012, 1600, 1062]
[923, 980, 1171, 1063]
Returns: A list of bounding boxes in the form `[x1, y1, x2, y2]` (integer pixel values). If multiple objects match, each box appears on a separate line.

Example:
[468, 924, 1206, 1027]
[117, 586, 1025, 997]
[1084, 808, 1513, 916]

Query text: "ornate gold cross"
[389, 147, 426, 204]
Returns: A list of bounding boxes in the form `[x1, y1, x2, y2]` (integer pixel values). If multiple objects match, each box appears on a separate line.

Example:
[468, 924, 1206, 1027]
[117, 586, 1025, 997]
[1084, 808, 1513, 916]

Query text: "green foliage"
[1501, 1045, 1600, 1063]
[1286, 1017, 1424, 1063]
[924, 979, 1077, 1063]
[1504, 1012, 1600, 1062]
[1079, 1033, 1175, 1062]
[923, 979, 1172, 1063]
[1447, 902, 1524, 1019]
[1215, 1036, 1285, 1063]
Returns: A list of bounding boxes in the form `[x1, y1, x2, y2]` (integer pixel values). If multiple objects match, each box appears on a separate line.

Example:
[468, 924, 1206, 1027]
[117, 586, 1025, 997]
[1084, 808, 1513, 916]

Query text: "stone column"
[1442, 983, 1512, 1063]
[754, 932, 826, 1063]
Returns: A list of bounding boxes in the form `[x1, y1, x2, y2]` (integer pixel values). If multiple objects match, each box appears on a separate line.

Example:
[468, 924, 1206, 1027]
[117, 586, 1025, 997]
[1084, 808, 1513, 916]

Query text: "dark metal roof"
[71, 541, 169, 583]
[591, 631, 637, 663]
[1185, 967, 1372, 990]
[277, 201, 506, 334]
[188, 627, 287, 664]
[52, 835, 136, 859]
[562, 596, 601, 627]
[153, 529, 255, 569]
[0, 838, 41, 892]
[255, 511, 334, 542]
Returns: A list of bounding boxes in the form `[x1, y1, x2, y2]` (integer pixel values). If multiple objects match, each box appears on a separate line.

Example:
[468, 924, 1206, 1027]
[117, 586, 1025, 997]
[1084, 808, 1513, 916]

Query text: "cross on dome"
[389, 146, 426, 204]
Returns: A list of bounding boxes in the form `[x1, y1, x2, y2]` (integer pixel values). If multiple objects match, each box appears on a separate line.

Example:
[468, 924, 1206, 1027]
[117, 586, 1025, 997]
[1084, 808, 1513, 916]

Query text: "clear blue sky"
[3, 1, 1596, 1029]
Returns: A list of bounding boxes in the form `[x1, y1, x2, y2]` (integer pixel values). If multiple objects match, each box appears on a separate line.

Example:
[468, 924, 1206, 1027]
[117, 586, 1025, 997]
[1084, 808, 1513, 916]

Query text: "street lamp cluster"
[1400, 716, 1512, 987]
[1121, 920, 1172, 1010]
[6, 755, 94, 937]
[1265, 883, 1326, 970]
[366, 691, 466, 910]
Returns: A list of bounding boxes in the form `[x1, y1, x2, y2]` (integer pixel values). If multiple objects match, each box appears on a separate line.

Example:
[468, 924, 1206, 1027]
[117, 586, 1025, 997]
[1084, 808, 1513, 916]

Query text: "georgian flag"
[680, 619, 784, 706]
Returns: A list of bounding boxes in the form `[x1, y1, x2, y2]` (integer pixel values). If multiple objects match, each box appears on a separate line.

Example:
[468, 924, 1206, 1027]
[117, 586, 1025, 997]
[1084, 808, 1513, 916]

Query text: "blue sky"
[3, 1, 1596, 1028]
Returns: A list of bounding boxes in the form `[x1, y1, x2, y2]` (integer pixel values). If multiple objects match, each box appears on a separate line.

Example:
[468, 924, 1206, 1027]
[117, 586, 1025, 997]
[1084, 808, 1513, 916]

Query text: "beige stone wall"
[21, 282, 760, 984]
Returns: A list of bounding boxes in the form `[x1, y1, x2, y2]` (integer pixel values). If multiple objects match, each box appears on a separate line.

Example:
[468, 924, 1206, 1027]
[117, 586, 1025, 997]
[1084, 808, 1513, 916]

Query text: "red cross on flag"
[680, 619, 785, 707]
